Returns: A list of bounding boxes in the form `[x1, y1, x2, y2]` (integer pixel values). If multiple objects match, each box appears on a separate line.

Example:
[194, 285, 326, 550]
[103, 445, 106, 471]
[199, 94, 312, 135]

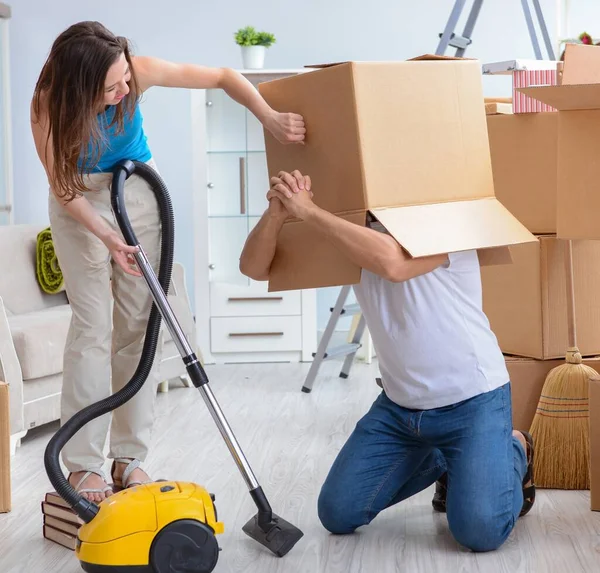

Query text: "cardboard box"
[482, 59, 559, 113]
[590, 375, 600, 510]
[258, 56, 536, 292]
[482, 236, 600, 359]
[487, 113, 558, 233]
[506, 356, 600, 432]
[520, 44, 600, 240]
[0, 382, 10, 513]
[485, 102, 512, 115]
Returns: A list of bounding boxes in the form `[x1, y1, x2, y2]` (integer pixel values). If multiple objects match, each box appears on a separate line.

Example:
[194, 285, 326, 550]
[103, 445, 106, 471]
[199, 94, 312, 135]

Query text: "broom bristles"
[529, 348, 593, 490]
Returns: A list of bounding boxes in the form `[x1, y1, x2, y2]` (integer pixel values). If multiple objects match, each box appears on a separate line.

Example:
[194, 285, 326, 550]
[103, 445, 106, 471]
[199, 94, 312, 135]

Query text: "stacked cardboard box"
[41, 492, 82, 550]
[521, 43, 600, 509]
[484, 44, 600, 507]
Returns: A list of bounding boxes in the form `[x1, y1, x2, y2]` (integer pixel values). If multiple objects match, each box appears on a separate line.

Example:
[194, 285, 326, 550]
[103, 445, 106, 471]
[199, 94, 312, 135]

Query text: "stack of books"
[41, 492, 82, 550]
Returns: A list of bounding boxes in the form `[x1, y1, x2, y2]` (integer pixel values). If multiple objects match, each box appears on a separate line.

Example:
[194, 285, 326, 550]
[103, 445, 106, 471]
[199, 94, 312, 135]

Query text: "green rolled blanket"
[36, 227, 65, 294]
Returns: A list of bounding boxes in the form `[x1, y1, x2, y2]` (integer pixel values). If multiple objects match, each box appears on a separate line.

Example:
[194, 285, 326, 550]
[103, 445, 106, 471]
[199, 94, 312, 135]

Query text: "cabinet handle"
[0, 205, 12, 213]
[207, 182, 214, 189]
[206, 101, 213, 107]
[208, 264, 215, 270]
[228, 297, 283, 302]
[239, 156, 246, 215]
[228, 332, 284, 338]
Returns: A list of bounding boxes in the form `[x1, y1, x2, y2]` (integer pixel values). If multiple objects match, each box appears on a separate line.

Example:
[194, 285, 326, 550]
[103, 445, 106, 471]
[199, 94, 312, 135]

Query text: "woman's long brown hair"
[32, 21, 140, 202]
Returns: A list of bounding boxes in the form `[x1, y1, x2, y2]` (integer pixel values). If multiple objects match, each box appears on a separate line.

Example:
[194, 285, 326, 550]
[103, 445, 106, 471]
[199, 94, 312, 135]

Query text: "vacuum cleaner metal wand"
[111, 160, 304, 558]
[134, 247, 192, 358]
[136, 246, 261, 490]
[132, 241, 261, 492]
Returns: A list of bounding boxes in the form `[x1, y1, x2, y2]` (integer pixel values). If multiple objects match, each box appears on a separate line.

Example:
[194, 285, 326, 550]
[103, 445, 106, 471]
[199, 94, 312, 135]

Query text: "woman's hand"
[265, 111, 306, 144]
[102, 232, 142, 277]
[131, 60, 306, 145]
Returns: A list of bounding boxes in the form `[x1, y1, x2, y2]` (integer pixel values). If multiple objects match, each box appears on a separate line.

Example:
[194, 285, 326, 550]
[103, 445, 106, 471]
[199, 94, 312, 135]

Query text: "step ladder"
[436, 0, 555, 60]
[301, 285, 367, 393]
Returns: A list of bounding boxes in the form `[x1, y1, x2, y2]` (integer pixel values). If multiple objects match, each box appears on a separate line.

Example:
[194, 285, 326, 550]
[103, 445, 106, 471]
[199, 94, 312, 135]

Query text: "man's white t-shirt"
[353, 249, 509, 411]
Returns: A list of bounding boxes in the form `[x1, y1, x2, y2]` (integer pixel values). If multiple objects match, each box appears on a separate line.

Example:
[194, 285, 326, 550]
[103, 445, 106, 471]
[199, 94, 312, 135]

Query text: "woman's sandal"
[519, 430, 536, 517]
[110, 458, 154, 492]
[69, 470, 113, 499]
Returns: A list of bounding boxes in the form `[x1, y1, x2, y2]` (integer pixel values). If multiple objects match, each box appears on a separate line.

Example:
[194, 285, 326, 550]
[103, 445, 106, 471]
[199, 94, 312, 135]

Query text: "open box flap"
[370, 197, 536, 259]
[304, 54, 470, 69]
[562, 43, 600, 85]
[304, 61, 353, 69]
[519, 84, 600, 111]
[408, 54, 472, 61]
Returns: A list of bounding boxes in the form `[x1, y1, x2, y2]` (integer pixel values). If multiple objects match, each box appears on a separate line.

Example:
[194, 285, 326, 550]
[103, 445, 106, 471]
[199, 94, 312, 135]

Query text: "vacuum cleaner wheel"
[150, 519, 219, 573]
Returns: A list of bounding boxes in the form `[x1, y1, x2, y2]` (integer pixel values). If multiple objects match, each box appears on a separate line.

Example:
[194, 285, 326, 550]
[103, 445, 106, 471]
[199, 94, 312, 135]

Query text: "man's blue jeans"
[317, 383, 527, 552]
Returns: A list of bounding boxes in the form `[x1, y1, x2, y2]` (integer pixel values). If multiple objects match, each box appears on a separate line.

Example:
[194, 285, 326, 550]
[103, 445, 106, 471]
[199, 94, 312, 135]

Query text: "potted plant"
[234, 26, 276, 69]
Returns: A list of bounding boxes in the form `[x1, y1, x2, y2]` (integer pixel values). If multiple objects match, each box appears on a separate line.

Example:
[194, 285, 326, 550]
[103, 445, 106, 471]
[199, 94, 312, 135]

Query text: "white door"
[205, 87, 250, 285]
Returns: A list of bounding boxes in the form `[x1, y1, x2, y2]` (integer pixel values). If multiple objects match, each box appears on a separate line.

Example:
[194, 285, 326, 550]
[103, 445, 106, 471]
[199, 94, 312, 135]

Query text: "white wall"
[9, 0, 566, 332]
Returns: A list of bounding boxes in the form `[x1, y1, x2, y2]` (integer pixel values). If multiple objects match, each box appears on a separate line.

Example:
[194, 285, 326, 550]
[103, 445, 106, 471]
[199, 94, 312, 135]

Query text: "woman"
[30, 20, 305, 502]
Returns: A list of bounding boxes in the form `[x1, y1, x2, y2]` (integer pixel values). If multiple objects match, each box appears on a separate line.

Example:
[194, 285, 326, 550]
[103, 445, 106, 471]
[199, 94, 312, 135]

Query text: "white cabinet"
[0, 4, 12, 225]
[191, 70, 317, 364]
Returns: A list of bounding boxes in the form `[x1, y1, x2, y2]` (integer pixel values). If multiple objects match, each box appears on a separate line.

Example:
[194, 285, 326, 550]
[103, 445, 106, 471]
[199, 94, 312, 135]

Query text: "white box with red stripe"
[482, 59, 559, 114]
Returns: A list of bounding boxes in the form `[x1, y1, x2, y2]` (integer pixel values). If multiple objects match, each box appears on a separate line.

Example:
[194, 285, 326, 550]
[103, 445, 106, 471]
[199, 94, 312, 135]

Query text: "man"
[239, 170, 535, 552]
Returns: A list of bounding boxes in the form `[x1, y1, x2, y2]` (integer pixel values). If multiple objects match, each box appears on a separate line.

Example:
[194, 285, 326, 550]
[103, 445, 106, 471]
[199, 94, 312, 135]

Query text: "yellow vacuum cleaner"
[44, 160, 304, 573]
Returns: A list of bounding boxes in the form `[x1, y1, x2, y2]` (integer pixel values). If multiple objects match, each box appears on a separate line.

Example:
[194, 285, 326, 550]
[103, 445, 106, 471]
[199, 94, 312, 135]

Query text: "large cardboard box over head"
[520, 44, 600, 240]
[487, 113, 558, 234]
[482, 237, 600, 359]
[257, 56, 536, 292]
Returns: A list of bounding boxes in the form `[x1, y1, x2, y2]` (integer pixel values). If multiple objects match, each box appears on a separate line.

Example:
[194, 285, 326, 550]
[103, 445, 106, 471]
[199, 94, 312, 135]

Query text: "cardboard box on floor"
[257, 56, 536, 292]
[0, 382, 10, 513]
[509, 357, 600, 509]
[589, 375, 600, 511]
[481, 237, 600, 359]
[486, 113, 558, 234]
[519, 44, 600, 240]
[505, 355, 600, 432]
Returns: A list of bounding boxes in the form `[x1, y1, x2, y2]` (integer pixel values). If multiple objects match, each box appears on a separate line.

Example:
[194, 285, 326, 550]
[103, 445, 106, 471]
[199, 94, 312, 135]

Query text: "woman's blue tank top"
[79, 99, 152, 173]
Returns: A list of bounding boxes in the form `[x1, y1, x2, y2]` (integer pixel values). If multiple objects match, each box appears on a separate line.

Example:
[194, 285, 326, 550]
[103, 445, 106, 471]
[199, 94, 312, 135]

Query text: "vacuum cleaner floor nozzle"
[242, 513, 304, 558]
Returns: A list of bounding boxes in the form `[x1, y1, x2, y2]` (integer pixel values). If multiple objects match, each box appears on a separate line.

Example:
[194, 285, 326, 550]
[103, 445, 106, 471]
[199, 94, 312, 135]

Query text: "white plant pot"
[241, 46, 266, 70]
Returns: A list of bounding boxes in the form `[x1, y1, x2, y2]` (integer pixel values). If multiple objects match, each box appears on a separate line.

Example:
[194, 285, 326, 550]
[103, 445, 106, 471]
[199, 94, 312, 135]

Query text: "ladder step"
[329, 303, 361, 316]
[438, 32, 472, 49]
[312, 343, 361, 361]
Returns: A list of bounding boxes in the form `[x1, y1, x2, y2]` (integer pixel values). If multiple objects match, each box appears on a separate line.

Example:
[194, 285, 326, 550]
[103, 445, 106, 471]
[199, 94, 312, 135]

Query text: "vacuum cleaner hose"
[43, 160, 174, 523]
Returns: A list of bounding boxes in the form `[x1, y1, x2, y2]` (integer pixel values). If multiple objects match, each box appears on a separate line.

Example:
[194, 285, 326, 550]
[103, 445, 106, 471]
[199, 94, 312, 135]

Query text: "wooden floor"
[2, 359, 600, 573]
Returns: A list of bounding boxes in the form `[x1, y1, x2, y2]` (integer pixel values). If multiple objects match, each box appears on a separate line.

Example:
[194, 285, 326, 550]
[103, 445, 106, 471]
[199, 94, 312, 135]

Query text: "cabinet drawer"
[210, 316, 302, 353]
[210, 282, 301, 317]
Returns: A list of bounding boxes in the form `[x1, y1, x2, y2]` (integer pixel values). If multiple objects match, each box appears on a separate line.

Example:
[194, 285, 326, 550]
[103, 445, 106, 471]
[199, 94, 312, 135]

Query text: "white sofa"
[0, 224, 198, 453]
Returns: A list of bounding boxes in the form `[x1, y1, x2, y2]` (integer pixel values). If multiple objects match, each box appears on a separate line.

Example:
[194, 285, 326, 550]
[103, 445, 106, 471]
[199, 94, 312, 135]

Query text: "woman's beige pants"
[49, 159, 163, 474]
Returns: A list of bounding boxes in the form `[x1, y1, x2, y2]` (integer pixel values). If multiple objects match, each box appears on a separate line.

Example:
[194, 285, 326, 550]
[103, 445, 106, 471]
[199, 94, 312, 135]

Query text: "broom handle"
[564, 239, 577, 349]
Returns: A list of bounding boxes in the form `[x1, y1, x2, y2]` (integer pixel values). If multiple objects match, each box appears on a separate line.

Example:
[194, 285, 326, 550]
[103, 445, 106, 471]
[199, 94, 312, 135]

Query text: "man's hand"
[268, 170, 315, 219]
[267, 194, 288, 220]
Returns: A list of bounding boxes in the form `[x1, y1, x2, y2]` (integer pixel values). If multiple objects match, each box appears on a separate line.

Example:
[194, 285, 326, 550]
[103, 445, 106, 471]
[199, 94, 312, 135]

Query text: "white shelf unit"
[191, 69, 317, 364]
[0, 3, 12, 226]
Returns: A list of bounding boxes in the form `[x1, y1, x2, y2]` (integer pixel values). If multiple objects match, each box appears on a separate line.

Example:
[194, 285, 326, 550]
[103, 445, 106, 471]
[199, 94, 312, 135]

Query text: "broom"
[529, 239, 594, 490]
